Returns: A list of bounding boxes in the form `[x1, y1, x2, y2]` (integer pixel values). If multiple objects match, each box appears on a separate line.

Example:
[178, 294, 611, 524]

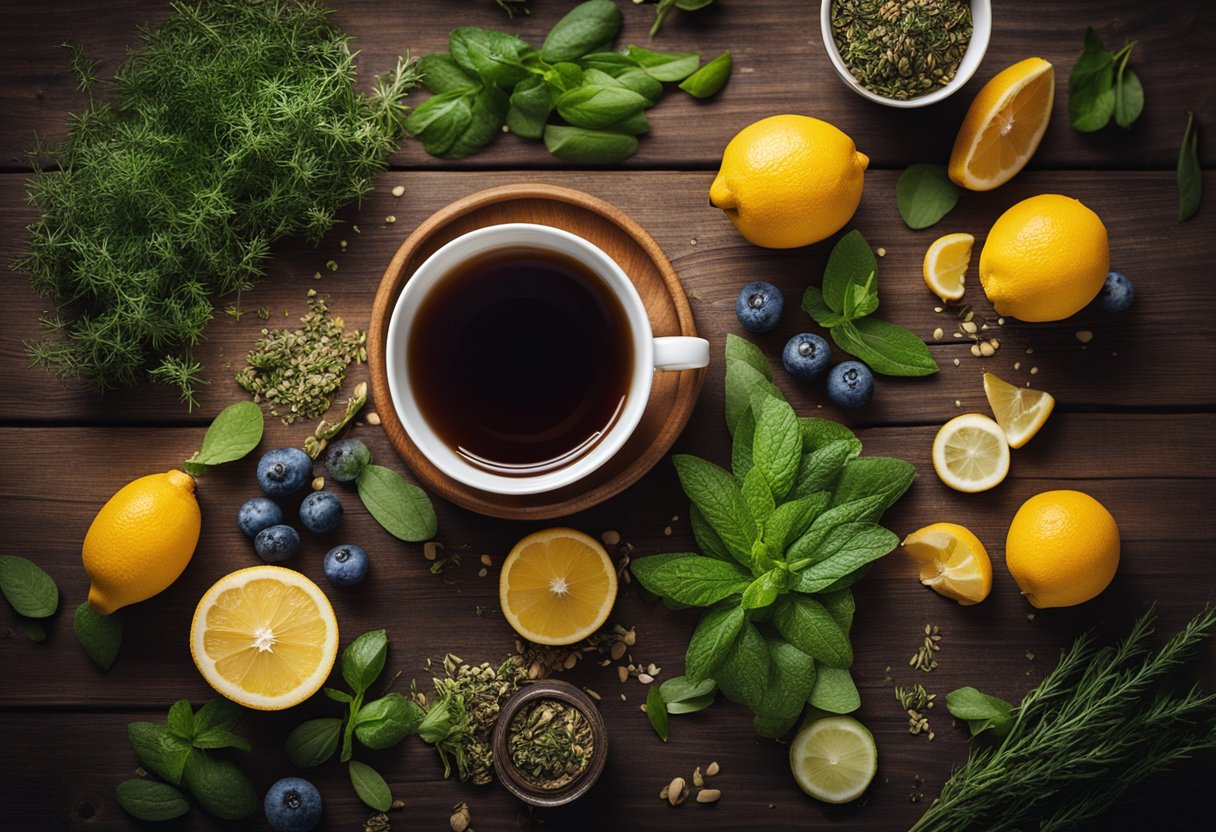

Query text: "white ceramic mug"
[385, 223, 709, 495]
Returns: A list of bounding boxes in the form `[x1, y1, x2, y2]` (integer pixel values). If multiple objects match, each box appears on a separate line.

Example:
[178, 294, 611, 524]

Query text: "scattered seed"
[339, 239, 348, 249]
[311, 476, 325, 491]
[997, 317, 1005, 325]
[979, 342, 995, 357]
[623, 629, 637, 647]
[585, 688, 601, 701]
[970, 344, 982, 357]
[391, 185, 405, 197]
[659, 785, 670, 801]
[450, 803, 471, 832]
[424, 541, 443, 561]
[480, 554, 493, 567]
[952, 358, 960, 367]
[693, 767, 704, 787]
[980, 323, 989, 331]
[1030, 366, 1039, 375]
[563, 652, 578, 670]
[876, 247, 887, 257]
[638, 673, 655, 684]
[1026, 347, 1034, 354]
[528, 661, 542, 680]
[961, 320, 978, 334]
[668, 777, 686, 806]
[366, 411, 381, 425]
[933, 327, 944, 341]
[1075, 330, 1094, 344]
[954, 399, 961, 408]
[697, 789, 722, 804]
[1014, 361, 1022, 370]
[601, 530, 621, 546]
[706, 761, 720, 777]
[663, 526, 672, 536]
[618, 666, 629, 683]
[953, 332, 963, 338]
[610, 641, 627, 661]
[385, 215, 397, 224]
[934, 306, 944, 313]
[1026, 650, 1035, 661]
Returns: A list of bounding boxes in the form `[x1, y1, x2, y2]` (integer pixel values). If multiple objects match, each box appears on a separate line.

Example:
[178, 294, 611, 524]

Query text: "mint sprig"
[801, 230, 939, 377]
[630, 336, 916, 738]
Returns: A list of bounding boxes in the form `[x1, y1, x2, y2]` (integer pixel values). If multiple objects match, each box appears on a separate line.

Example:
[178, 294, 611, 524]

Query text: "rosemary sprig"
[909, 606, 1216, 832]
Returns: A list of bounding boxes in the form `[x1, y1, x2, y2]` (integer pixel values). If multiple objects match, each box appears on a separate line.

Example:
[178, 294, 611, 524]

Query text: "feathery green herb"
[17, 0, 420, 407]
[910, 606, 1216, 832]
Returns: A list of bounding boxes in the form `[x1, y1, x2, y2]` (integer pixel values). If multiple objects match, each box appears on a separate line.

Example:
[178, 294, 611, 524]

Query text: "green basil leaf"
[673, 455, 757, 564]
[182, 750, 257, 820]
[685, 604, 745, 683]
[187, 401, 263, 471]
[407, 90, 475, 157]
[763, 493, 830, 554]
[740, 569, 784, 610]
[678, 0, 716, 10]
[714, 620, 770, 714]
[1178, 111, 1203, 222]
[822, 229, 878, 314]
[731, 406, 756, 480]
[0, 555, 59, 618]
[830, 456, 916, 519]
[1068, 27, 1116, 132]
[602, 109, 650, 135]
[116, 779, 190, 822]
[191, 729, 251, 752]
[789, 440, 861, 501]
[946, 686, 1014, 738]
[752, 394, 801, 502]
[324, 687, 354, 704]
[166, 700, 195, 741]
[819, 588, 856, 634]
[740, 466, 775, 526]
[725, 333, 772, 379]
[286, 717, 342, 767]
[772, 595, 852, 668]
[607, 68, 663, 105]
[646, 685, 669, 741]
[799, 417, 859, 453]
[541, 0, 623, 63]
[896, 163, 962, 230]
[449, 27, 532, 88]
[793, 523, 899, 593]
[543, 124, 639, 162]
[724, 359, 782, 435]
[831, 317, 939, 377]
[444, 85, 509, 159]
[356, 465, 437, 542]
[342, 629, 388, 695]
[659, 675, 717, 704]
[626, 46, 700, 82]
[354, 693, 424, 750]
[630, 553, 753, 606]
[507, 75, 556, 139]
[418, 53, 478, 94]
[809, 664, 860, 714]
[349, 760, 392, 811]
[679, 50, 732, 98]
[689, 504, 732, 562]
[1113, 47, 1143, 130]
[555, 84, 649, 129]
[192, 699, 243, 736]
[73, 601, 122, 671]
[128, 722, 191, 785]
[418, 699, 453, 744]
[577, 52, 637, 74]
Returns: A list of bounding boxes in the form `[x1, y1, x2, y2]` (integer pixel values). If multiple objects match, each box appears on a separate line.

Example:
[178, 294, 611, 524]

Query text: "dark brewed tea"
[408, 246, 634, 477]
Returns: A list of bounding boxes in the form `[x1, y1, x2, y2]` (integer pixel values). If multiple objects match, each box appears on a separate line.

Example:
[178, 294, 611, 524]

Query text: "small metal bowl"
[820, 0, 992, 108]
[491, 680, 608, 807]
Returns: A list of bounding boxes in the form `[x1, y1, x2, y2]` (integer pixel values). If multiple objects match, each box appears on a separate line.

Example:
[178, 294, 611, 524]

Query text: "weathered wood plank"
[1, 0, 1212, 170]
[1, 170, 1212, 423]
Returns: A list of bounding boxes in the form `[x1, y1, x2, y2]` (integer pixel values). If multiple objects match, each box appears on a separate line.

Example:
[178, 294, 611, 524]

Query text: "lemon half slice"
[932, 413, 1010, 493]
[902, 522, 993, 605]
[190, 566, 338, 711]
[923, 233, 974, 301]
[790, 716, 878, 804]
[500, 528, 618, 646]
[983, 372, 1055, 448]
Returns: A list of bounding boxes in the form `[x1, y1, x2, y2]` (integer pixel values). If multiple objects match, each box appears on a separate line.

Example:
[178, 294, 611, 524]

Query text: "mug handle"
[653, 336, 710, 371]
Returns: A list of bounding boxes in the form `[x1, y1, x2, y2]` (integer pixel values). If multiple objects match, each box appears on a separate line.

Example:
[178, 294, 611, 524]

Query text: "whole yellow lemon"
[1005, 490, 1120, 609]
[83, 470, 201, 614]
[978, 194, 1109, 322]
[709, 115, 868, 249]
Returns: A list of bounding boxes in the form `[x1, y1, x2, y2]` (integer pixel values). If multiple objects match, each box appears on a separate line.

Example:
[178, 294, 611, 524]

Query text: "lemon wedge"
[190, 566, 338, 711]
[902, 522, 993, 605]
[500, 527, 618, 646]
[790, 716, 877, 804]
[983, 372, 1055, 448]
[932, 413, 1010, 493]
[922, 233, 974, 301]
[948, 58, 1054, 191]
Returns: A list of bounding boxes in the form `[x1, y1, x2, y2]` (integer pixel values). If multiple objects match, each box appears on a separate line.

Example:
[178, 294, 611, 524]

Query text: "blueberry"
[827, 361, 874, 410]
[256, 448, 312, 497]
[325, 438, 371, 483]
[323, 545, 369, 587]
[735, 281, 784, 333]
[254, 525, 300, 562]
[264, 777, 322, 832]
[299, 491, 343, 533]
[237, 497, 283, 539]
[782, 333, 832, 382]
[1095, 270, 1134, 312]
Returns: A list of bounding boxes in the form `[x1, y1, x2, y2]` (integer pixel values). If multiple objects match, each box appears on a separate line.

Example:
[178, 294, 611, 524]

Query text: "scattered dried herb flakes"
[236, 290, 366, 424]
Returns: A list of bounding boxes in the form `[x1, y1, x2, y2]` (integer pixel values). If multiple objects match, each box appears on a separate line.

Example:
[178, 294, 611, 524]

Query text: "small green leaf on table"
[356, 465, 437, 542]
[897, 163, 961, 229]
[349, 759, 393, 811]
[540, 0, 623, 63]
[116, 779, 190, 822]
[286, 718, 343, 768]
[0, 555, 59, 618]
[354, 692, 424, 750]
[946, 686, 1014, 738]
[646, 685, 669, 741]
[342, 629, 389, 695]
[831, 318, 940, 377]
[679, 51, 732, 98]
[822, 229, 878, 314]
[543, 124, 639, 163]
[629, 553, 752, 607]
[809, 664, 860, 714]
[182, 750, 258, 820]
[625, 46, 700, 82]
[167, 699, 196, 741]
[418, 53, 478, 94]
[1069, 27, 1116, 132]
[1178, 111, 1203, 222]
[184, 400, 264, 475]
[685, 604, 745, 683]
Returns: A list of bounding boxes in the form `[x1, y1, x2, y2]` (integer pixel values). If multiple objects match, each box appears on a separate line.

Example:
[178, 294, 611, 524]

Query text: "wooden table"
[2, 1, 1213, 829]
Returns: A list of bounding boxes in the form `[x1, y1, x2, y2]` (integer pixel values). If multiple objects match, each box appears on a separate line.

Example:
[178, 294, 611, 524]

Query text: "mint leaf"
[342, 629, 388, 695]
[0, 555, 59, 618]
[752, 395, 801, 503]
[831, 317, 939, 377]
[192, 699, 244, 736]
[685, 604, 745, 683]
[1113, 46, 1143, 129]
[809, 664, 860, 714]
[793, 524, 900, 593]
[801, 285, 846, 328]
[762, 493, 829, 555]
[286, 718, 342, 767]
[731, 406, 756, 479]
[946, 686, 1014, 738]
[659, 675, 717, 705]
[354, 693, 424, 750]
[897, 164, 961, 230]
[689, 504, 732, 562]
[349, 760, 392, 811]
[772, 595, 852, 668]
[1069, 27, 1116, 132]
[819, 588, 856, 634]
[186, 400, 263, 473]
[842, 272, 879, 321]
[740, 569, 784, 610]
[356, 465, 437, 542]
[831, 457, 916, 519]
[646, 685, 669, 741]
[741, 466, 776, 525]
[672, 455, 757, 564]
[724, 359, 781, 435]
[799, 417, 859, 452]
[714, 620, 770, 714]
[128, 722, 191, 785]
[1179, 112, 1202, 222]
[166, 700, 195, 741]
[191, 729, 251, 752]
[73, 601, 122, 671]
[667, 693, 716, 715]
[754, 711, 801, 740]
[725, 333, 772, 379]
[116, 779, 190, 822]
[789, 440, 861, 500]
[630, 553, 752, 606]
[753, 637, 816, 723]
[182, 750, 258, 820]
[785, 495, 886, 562]
[822, 229, 878, 314]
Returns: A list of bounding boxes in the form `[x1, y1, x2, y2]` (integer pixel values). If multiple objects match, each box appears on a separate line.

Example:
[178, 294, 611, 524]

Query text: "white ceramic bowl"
[820, 0, 992, 108]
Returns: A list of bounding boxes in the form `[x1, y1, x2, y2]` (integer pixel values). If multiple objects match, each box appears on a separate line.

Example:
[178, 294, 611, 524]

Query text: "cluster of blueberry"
[263, 777, 321, 832]
[735, 281, 874, 409]
[236, 439, 373, 587]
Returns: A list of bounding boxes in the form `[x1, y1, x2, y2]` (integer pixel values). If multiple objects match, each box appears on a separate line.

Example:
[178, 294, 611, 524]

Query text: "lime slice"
[789, 716, 877, 804]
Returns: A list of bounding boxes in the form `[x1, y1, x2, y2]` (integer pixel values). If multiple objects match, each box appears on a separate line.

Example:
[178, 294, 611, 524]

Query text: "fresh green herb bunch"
[17, 0, 420, 407]
[631, 335, 916, 738]
[914, 606, 1216, 832]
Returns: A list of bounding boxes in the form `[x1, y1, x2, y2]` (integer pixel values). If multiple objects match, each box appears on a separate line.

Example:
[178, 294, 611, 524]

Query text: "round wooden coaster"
[367, 184, 706, 520]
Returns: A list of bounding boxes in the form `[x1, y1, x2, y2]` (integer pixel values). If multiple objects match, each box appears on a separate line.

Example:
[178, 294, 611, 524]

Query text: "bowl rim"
[819, 0, 992, 108]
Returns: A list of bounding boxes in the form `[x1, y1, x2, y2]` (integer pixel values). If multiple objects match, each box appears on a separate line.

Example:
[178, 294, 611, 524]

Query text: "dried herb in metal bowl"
[507, 698, 594, 791]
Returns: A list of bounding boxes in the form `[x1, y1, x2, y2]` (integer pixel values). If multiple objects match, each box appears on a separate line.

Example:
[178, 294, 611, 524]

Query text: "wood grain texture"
[366, 184, 705, 519]
[0, 0, 1212, 171]
[1, 170, 1212, 423]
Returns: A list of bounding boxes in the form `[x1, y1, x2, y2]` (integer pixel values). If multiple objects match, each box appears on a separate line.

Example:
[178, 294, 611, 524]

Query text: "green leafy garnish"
[802, 231, 939, 376]
[74, 602, 122, 671]
[183, 401, 264, 476]
[646, 685, 670, 741]
[0, 555, 59, 619]
[897, 164, 962, 229]
[1068, 27, 1142, 132]
[679, 51, 733, 98]
[1178, 111, 1203, 222]
[630, 336, 915, 736]
[349, 760, 393, 812]
[115, 780, 191, 822]
[356, 465, 438, 542]
[945, 686, 1014, 738]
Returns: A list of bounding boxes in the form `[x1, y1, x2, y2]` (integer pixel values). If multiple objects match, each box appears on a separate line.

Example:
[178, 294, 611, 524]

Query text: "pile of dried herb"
[830, 0, 973, 100]
[236, 291, 366, 424]
[507, 699, 594, 790]
[18, 0, 418, 407]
